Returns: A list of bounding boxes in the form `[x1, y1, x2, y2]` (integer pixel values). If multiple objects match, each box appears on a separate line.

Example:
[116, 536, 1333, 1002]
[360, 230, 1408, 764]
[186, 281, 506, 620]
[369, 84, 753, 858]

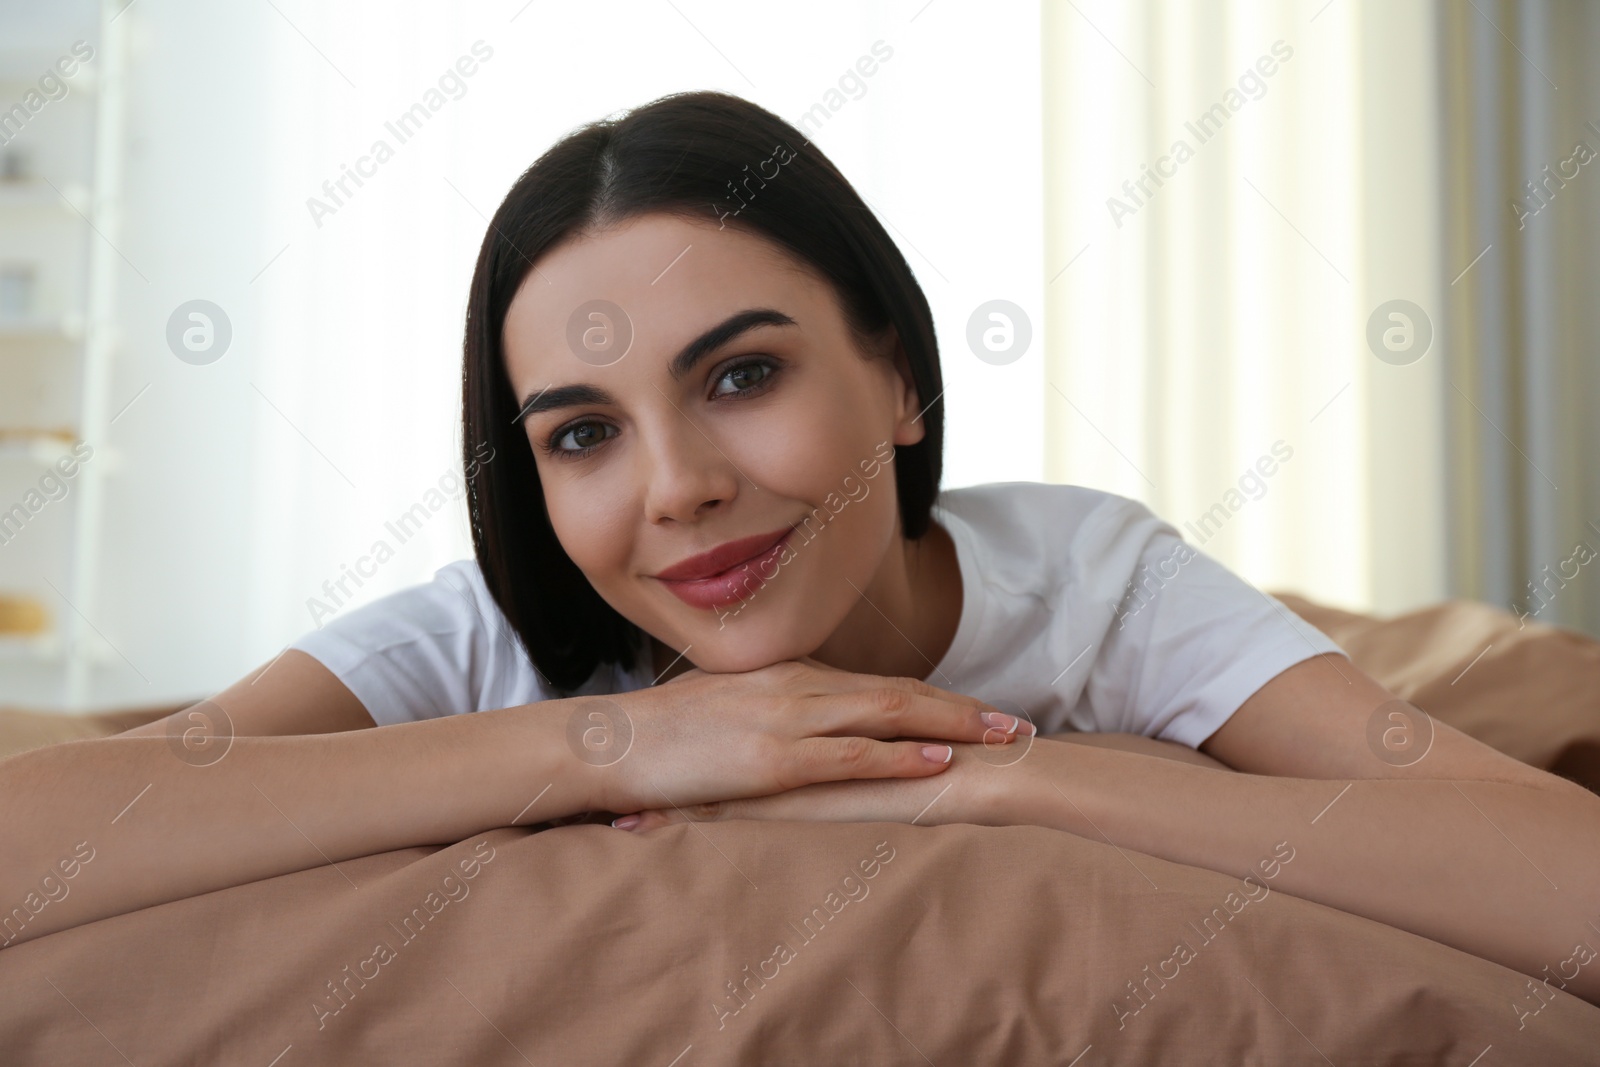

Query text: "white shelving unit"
[0, 1, 121, 709]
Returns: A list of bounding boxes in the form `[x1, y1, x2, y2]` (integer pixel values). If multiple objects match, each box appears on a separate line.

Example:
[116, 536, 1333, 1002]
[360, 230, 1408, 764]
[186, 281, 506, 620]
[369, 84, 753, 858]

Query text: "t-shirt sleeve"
[287, 560, 546, 727]
[1079, 497, 1348, 748]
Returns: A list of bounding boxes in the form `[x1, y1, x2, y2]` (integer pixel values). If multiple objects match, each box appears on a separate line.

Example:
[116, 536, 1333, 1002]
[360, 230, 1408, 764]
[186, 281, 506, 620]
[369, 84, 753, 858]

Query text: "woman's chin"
[668, 616, 826, 675]
[680, 644, 805, 675]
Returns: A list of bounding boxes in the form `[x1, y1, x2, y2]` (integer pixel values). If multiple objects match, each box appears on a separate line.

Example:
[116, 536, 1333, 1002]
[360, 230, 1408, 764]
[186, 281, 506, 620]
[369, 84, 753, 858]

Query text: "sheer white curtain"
[1042, 0, 1600, 634]
[1042, 0, 1448, 616]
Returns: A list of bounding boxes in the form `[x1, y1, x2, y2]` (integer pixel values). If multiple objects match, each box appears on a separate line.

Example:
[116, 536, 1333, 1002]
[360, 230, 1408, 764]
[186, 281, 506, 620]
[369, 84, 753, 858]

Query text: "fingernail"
[981, 711, 1019, 735]
[921, 744, 953, 764]
[611, 814, 642, 830]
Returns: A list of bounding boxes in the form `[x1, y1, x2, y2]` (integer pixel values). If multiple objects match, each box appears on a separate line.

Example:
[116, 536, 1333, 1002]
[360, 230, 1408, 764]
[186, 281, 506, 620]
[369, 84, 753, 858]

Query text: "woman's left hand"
[610, 735, 1040, 831]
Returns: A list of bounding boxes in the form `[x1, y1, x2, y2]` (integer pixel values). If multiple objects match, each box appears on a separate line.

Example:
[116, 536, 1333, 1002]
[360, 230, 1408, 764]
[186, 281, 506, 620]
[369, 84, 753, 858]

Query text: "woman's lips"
[653, 527, 794, 611]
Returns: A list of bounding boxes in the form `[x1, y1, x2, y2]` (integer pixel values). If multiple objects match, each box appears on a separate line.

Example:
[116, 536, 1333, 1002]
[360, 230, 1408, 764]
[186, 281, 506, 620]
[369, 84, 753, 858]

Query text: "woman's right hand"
[574, 659, 1032, 816]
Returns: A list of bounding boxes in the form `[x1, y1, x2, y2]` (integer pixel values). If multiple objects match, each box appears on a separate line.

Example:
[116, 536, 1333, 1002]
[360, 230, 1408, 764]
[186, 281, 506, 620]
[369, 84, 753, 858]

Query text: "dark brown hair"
[461, 90, 944, 691]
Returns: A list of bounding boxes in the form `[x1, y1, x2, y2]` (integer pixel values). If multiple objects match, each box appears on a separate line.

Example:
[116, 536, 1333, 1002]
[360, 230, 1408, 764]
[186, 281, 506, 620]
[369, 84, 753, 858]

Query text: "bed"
[2, 591, 1598, 1064]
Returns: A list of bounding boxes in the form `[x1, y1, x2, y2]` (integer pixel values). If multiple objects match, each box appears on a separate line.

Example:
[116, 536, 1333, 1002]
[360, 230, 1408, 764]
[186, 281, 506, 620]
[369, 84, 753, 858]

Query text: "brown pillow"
[3, 821, 1596, 1063]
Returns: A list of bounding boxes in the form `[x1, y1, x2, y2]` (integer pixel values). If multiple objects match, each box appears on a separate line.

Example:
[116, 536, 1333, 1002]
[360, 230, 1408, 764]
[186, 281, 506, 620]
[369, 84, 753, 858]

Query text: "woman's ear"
[885, 333, 927, 448]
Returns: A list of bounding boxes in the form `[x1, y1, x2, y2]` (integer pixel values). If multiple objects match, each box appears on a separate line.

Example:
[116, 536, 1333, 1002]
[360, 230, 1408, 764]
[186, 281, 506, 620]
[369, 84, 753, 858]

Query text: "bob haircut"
[461, 89, 945, 692]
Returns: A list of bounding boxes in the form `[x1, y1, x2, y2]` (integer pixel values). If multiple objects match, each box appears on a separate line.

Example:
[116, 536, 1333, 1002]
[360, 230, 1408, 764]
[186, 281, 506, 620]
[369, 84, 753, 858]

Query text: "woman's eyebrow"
[665, 307, 796, 381]
[512, 383, 611, 424]
[513, 307, 797, 423]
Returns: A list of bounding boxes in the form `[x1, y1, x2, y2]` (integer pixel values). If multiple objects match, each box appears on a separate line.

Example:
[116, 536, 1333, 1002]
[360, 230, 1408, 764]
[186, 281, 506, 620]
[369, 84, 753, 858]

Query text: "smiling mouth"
[652, 526, 796, 610]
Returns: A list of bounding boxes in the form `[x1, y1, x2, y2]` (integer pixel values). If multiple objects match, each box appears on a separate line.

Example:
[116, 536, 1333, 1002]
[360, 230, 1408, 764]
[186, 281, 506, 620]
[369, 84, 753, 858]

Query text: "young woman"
[4, 91, 1597, 1007]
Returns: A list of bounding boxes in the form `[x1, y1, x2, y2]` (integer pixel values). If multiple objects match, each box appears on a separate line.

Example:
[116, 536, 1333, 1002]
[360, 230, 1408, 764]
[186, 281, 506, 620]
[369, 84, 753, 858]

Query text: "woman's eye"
[712, 360, 774, 397]
[552, 421, 616, 454]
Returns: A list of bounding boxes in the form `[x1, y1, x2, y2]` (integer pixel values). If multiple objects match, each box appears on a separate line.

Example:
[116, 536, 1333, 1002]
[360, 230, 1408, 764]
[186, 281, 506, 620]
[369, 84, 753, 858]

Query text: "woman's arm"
[1044, 729, 1231, 770]
[1, 656, 1014, 947]
[0, 697, 593, 948]
[113, 649, 378, 739]
[996, 740, 1600, 1006]
[2, 649, 589, 945]
[995, 656, 1600, 1007]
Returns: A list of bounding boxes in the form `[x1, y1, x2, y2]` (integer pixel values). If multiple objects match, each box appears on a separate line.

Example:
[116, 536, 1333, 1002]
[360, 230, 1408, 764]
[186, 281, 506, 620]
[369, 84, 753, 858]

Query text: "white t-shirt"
[289, 482, 1346, 748]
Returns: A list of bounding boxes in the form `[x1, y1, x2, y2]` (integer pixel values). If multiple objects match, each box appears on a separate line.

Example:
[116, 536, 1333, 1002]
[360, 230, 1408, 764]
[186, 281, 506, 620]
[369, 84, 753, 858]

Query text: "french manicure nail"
[922, 744, 953, 764]
[981, 711, 1019, 734]
[611, 814, 642, 830]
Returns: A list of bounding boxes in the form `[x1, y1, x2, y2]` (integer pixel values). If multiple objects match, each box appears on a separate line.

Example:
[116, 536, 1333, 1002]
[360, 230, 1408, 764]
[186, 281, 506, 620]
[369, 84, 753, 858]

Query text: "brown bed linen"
[3, 593, 1600, 1063]
[3, 821, 1599, 1065]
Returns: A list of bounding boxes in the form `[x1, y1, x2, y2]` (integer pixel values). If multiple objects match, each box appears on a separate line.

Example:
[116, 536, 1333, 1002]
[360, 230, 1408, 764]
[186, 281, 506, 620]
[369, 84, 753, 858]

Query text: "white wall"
[70, 0, 1043, 708]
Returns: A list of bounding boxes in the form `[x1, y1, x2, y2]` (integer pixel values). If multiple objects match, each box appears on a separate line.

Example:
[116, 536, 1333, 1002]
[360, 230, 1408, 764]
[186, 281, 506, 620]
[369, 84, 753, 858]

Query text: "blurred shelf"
[0, 52, 99, 92]
[0, 632, 125, 666]
[3, 9, 119, 709]
[0, 428, 80, 464]
[0, 633, 61, 661]
[0, 180, 90, 211]
[1, 588, 133, 670]
[0, 313, 85, 341]
[0, 592, 51, 650]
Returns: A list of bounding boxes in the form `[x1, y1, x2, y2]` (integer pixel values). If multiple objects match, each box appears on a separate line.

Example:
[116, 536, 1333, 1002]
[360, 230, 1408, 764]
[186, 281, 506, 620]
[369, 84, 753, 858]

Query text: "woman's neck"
[810, 517, 962, 680]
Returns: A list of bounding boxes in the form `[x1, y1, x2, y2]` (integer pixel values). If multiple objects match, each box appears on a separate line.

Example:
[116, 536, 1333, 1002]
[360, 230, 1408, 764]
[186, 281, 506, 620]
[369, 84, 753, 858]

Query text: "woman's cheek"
[736, 401, 864, 497]
[546, 481, 636, 589]
[729, 409, 813, 485]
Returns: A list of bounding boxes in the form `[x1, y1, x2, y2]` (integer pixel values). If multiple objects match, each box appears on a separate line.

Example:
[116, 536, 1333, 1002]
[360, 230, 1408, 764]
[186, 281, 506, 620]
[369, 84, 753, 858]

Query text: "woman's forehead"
[521, 213, 803, 304]
[502, 215, 831, 375]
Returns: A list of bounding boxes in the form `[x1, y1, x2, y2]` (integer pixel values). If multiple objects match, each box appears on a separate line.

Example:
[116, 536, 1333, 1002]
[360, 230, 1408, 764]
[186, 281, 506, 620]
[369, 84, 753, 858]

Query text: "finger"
[614, 809, 674, 831]
[626, 801, 741, 830]
[777, 735, 959, 789]
[806, 668, 992, 711]
[616, 799, 731, 831]
[622, 783, 861, 828]
[624, 776, 925, 827]
[809, 685, 1032, 746]
[786, 661, 1016, 728]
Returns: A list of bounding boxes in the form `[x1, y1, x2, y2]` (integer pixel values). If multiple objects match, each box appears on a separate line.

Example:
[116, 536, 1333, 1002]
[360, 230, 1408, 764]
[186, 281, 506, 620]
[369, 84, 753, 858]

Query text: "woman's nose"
[639, 414, 743, 524]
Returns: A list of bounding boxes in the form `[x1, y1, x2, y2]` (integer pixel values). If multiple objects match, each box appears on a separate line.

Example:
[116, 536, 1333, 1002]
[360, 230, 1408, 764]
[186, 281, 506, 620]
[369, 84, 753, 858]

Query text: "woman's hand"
[608, 732, 1220, 831]
[586, 660, 1032, 816]
[609, 733, 1040, 831]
